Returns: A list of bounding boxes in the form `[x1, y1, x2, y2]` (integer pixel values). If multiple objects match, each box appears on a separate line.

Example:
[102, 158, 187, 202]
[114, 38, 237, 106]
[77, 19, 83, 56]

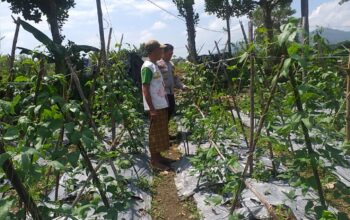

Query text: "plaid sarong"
[149, 108, 169, 155]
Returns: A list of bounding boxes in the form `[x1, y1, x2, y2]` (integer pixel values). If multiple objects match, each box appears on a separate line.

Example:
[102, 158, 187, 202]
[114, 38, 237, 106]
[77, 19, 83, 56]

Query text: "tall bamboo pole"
[289, 71, 326, 208]
[96, 0, 106, 64]
[248, 21, 255, 174]
[346, 49, 350, 142]
[106, 27, 112, 56]
[0, 142, 43, 220]
[301, 0, 309, 44]
[8, 16, 20, 82]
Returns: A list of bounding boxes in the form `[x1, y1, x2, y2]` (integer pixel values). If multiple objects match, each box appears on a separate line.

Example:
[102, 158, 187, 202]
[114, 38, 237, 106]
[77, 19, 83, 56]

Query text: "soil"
[150, 142, 200, 220]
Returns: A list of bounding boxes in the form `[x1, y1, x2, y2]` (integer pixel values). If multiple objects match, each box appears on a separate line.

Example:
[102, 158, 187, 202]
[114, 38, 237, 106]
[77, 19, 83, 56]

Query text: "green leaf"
[81, 135, 94, 149]
[14, 76, 30, 82]
[0, 153, 10, 167]
[206, 147, 217, 158]
[3, 127, 19, 141]
[301, 117, 312, 129]
[19, 19, 65, 57]
[68, 45, 99, 54]
[49, 161, 65, 171]
[205, 195, 222, 205]
[0, 100, 14, 115]
[280, 58, 292, 78]
[67, 151, 80, 167]
[239, 52, 248, 63]
[0, 199, 14, 220]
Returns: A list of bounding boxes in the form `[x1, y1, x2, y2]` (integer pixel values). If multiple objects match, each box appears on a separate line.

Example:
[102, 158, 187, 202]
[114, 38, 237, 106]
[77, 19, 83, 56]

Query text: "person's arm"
[171, 63, 187, 90]
[141, 67, 157, 116]
[142, 84, 157, 116]
[174, 75, 185, 89]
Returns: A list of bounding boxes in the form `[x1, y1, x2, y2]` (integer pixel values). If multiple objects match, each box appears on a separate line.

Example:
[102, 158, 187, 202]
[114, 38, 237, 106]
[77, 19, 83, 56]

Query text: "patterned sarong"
[149, 108, 169, 155]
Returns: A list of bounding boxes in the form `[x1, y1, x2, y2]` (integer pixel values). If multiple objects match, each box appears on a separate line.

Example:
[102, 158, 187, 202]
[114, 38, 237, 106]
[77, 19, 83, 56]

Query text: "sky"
[0, 0, 350, 58]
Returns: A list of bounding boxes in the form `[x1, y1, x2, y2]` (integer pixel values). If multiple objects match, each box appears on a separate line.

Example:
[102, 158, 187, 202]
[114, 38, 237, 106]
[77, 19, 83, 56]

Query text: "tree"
[339, 0, 349, 4]
[234, 0, 292, 43]
[173, 0, 199, 63]
[252, 1, 295, 37]
[1, 0, 75, 74]
[204, 1, 235, 55]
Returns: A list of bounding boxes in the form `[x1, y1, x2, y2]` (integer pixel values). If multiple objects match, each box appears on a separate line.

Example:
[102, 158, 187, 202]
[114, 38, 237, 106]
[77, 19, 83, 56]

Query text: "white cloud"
[309, 0, 350, 31]
[151, 21, 167, 30]
[138, 29, 154, 43]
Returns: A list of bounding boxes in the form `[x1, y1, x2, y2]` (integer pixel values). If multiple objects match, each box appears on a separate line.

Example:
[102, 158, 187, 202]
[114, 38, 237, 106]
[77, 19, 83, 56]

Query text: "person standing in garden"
[141, 40, 170, 170]
[157, 44, 188, 121]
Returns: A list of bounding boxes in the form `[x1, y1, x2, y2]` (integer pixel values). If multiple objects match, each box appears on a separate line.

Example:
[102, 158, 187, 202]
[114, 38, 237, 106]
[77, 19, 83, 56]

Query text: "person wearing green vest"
[141, 40, 170, 170]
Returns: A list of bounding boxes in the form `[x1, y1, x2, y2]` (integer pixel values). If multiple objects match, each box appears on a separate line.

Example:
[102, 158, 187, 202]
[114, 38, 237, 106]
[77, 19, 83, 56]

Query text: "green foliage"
[2, 0, 75, 30]
[173, 0, 199, 24]
[176, 18, 350, 218]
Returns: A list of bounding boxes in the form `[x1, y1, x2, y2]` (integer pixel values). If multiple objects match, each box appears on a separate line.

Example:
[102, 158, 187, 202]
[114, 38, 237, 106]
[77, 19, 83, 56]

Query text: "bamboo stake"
[345, 48, 350, 142]
[213, 41, 249, 149]
[65, 57, 111, 208]
[34, 58, 46, 105]
[289, 71, 326, 208]
[106, 27, 112, 56]
[77, 142, 110, 208]
[0, 142, 43, 220]
[118, 34, 124, 52]
[231, 57, 285, 212]
[248, 21, 255, 174]
[239, 20, 248, 47]
[193, 105, 279, 220]
[8, 16, 20, 83]
[96, 0, 107, 65]
[266, 130, 277, 176]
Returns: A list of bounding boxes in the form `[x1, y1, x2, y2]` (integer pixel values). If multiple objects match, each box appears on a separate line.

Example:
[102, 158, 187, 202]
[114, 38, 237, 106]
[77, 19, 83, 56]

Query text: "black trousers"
[167, 94, 175, 120]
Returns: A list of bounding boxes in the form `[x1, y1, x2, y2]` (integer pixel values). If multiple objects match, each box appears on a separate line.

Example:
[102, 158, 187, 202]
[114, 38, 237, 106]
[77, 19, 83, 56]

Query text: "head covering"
[164, 44, 174, 52]
[145, 40, 166, 55]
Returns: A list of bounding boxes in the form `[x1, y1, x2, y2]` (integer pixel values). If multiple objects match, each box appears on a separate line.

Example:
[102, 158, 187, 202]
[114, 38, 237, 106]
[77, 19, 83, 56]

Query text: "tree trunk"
[184, 4, 198, 63]
[46, 1, 65, 75]
[262, 1, 273, 44]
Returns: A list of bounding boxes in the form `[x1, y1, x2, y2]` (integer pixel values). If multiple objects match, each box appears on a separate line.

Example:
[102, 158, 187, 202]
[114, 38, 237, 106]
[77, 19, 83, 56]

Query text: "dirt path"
[150, 143, 200, 220]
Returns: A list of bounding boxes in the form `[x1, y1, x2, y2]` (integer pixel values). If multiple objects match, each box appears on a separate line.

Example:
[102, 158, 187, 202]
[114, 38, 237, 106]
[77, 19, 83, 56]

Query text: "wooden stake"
[96, 0, 107, 64]
[0, 142, 43, 220]
[346, 48, 350, 142]
[289, 71, 326, 208]
[213, 41, 249, 149]
[239, 20, 248, 47]
[193, 106, 279, 220]
[248, 21, 255, 174]
[34, 58, 46, 105]
[301, 0, 309, 45]
[106, 27, 112, 56]
[231, 57, 285, 212]
[118, 34, 124, 52]
[8, 16, 20, 82]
